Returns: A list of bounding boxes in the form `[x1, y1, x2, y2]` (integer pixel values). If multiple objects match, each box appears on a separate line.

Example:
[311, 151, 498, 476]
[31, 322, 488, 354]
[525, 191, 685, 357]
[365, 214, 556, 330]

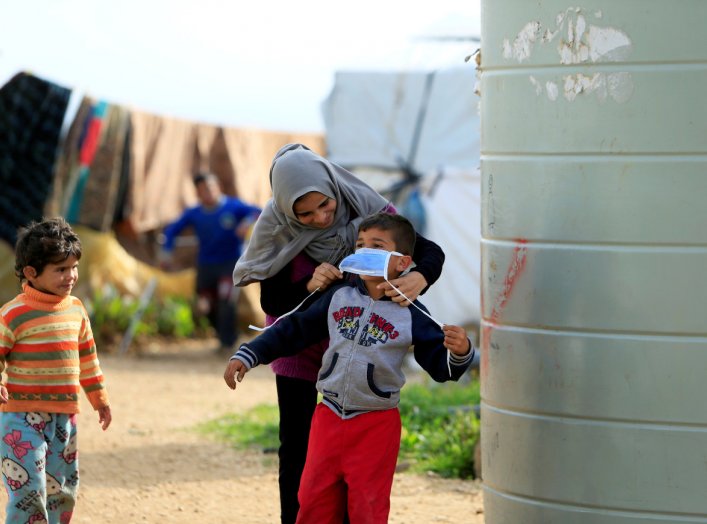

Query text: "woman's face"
[293, 191, 337, 228]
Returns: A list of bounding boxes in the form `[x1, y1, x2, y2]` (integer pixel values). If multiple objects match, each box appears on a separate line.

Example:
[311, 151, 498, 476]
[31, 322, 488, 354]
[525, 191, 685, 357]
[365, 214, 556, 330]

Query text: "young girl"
[232, 143, 445, 524]
[0, 217, 111, 523]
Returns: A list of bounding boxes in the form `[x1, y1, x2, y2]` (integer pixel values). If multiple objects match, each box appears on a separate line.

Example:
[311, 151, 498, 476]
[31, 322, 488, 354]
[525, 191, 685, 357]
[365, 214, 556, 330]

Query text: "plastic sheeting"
[322, 67, 481, 327]
[418, 168, 481, 326]
[322, 67, 479, 174]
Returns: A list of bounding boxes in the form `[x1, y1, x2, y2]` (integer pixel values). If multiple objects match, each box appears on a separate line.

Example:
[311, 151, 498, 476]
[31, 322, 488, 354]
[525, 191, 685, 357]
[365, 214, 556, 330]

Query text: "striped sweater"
[0, 283, 109, 414]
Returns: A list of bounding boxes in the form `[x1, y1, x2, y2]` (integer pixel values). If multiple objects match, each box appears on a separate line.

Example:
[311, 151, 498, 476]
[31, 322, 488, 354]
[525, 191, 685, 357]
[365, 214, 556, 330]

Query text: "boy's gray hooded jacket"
[233, 278, 475, 419]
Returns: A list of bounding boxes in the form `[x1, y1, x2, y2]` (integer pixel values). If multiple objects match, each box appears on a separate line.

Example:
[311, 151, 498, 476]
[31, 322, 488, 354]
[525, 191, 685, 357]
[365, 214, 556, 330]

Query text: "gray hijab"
[233, 144, 389, 286]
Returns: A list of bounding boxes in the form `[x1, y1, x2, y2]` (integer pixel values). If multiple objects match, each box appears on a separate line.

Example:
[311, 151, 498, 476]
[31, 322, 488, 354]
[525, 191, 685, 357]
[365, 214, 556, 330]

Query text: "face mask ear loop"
[382, 275, 452, 377]
[249, 287, 321, 332]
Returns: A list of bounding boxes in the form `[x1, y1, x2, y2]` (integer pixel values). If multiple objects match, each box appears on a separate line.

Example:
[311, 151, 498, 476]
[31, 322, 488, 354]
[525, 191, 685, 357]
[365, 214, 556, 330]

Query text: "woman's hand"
[377, 271, 427, 306]
[306, 263, 343, 293]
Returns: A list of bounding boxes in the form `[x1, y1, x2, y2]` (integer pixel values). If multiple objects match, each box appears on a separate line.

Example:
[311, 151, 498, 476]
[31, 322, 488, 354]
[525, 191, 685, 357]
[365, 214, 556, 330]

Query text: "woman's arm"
[379, 203, 445, 301]
[376, 232, 445, 305]
[411, 232, 445, 290]
[259, 261, 313, 317]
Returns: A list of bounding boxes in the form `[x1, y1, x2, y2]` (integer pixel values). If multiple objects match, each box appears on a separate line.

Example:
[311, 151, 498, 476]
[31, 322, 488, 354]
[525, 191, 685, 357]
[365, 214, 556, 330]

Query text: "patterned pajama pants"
[1, 412, 79, 524]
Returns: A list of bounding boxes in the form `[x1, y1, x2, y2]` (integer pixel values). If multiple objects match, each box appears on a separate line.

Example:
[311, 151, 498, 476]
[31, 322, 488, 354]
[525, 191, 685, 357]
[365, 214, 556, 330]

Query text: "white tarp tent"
[321, 66, 481, 326]
[322, 67, 480, 173]
[417, 167, 481, 327]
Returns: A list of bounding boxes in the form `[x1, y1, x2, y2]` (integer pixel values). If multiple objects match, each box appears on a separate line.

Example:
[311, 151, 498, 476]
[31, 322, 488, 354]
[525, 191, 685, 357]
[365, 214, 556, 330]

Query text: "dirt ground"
[1, 340, 484, 523]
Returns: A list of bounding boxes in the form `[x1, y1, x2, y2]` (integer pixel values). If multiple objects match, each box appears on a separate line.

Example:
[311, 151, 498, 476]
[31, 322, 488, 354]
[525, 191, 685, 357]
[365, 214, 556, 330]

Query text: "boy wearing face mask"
[224, 212, 476, 524]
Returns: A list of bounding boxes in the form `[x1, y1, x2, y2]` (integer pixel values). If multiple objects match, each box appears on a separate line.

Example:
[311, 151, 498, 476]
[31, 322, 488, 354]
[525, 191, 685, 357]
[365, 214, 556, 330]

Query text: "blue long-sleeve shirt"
[163, 196, 261, 265]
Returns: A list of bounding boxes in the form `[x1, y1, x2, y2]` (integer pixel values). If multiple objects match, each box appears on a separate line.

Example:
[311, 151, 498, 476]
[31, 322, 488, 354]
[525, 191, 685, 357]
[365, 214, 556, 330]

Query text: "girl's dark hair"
[14, 217, 82, 281]
[358, 213, 416, 255]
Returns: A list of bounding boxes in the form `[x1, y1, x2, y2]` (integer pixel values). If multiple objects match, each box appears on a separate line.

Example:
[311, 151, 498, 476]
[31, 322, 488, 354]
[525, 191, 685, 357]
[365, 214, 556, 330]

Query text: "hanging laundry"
[0, 72, 71, 245]
[52, 97, 130, 231]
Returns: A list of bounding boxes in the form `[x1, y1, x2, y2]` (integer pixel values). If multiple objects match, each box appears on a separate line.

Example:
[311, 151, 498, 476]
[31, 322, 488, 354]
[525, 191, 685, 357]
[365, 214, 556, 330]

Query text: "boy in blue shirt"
[162, 173, 260, 350]
[224, 212, 475, 523]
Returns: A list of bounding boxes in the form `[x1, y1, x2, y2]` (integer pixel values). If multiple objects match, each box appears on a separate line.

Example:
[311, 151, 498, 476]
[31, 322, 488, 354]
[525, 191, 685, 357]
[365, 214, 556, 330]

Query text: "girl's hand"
[98, 406, 112, 430]
[377, 271, 427, 306]
[442, 325, 471, 356]
[306, 263, 343, 293]
[0, 385, 8, 404]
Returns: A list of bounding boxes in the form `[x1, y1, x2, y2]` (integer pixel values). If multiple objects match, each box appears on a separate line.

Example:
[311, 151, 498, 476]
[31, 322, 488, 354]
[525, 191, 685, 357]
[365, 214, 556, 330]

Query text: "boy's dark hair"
[14, 217, 82, 281]
[193, 172, 217, 187]
[358, 213, 416, 255]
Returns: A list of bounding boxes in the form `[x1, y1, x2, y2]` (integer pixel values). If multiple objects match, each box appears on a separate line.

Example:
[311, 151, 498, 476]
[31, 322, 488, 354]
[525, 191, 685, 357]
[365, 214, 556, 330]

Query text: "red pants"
[296, 404, 401, 524]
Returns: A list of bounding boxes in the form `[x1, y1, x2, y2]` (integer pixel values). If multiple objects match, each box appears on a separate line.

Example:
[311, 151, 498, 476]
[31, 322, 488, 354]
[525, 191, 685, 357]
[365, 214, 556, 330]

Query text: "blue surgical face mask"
[338, 247, 402, 277]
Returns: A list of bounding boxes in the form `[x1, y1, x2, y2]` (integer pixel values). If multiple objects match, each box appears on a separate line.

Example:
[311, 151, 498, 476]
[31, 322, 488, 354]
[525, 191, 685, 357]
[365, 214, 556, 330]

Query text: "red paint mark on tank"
[491, 240, 528, 323]
[481, 239, 528, 379]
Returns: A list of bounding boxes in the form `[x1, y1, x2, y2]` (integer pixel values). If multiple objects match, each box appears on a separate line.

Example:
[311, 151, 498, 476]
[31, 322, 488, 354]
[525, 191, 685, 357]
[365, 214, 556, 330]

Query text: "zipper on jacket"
[340, 295, 375, 413]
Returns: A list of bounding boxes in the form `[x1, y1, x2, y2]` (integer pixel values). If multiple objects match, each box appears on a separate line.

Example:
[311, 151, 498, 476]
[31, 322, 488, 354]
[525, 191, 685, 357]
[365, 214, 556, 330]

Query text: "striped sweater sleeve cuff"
[230, 345, 259, 370]
[449, 341, 476, 367]
[87, 389, 110, 411]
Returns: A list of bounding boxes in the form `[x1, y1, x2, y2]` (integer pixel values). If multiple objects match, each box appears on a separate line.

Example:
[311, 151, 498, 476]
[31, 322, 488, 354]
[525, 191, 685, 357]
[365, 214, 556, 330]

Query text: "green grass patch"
[399, 378, 480, 479]
[196, 404, 280, 451]
[197, 377, 480, 480]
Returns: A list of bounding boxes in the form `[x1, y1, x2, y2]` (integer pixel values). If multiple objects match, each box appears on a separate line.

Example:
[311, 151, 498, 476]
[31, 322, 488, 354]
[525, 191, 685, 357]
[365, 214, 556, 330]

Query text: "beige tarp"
[221, 127, 327, 208]
[125, 110, 326, 233]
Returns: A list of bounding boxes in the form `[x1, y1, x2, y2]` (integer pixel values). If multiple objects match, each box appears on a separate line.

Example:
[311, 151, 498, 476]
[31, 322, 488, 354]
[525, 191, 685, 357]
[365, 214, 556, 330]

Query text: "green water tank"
[480, 1, 707, 522]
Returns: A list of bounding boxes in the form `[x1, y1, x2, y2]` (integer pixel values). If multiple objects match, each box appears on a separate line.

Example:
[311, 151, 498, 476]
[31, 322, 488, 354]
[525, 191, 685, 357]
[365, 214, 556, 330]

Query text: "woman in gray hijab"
[232, 143, 445, 524]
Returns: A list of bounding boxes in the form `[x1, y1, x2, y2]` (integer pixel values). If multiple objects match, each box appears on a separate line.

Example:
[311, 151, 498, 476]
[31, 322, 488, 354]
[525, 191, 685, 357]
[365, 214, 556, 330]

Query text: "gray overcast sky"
[0, 0, 480, 132]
